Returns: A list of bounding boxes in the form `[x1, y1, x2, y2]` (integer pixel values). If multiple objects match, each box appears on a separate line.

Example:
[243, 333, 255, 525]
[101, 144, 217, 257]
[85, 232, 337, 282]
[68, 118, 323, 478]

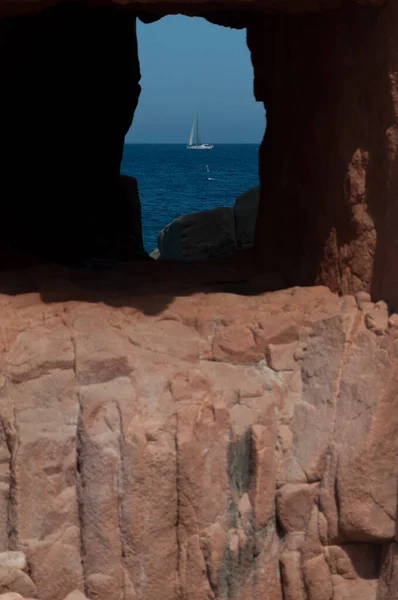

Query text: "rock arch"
[2, 0, 398, 309]
[0, 4, 397, 600]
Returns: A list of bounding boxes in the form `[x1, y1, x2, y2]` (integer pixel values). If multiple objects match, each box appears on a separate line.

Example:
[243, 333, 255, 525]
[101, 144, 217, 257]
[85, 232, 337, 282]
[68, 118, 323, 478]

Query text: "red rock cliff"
[0, 267, 396, 600]
[248, 0, 398, 311]
[0, 1, 397, 599]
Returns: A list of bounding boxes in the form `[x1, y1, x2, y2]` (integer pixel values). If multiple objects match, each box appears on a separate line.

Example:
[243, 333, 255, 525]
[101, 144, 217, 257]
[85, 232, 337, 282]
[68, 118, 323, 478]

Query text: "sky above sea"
[126, 16, 266, 144]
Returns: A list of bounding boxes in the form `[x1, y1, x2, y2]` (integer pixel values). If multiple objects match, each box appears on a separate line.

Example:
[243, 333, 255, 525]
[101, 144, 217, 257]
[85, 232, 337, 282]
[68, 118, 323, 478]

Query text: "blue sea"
[121, 144, 259, 252]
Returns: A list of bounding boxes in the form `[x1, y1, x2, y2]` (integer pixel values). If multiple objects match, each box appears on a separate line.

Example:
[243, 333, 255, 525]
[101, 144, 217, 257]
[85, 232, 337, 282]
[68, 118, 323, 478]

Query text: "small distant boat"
[187, 112, 214, 150]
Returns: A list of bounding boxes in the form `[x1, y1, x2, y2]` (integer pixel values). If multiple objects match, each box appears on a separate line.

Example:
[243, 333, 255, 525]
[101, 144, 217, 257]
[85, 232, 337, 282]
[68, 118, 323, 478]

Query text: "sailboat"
[187, 112, 214, 150]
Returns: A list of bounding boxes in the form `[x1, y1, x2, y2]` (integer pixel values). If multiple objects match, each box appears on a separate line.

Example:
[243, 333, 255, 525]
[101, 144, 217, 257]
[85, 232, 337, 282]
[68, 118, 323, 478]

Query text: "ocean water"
[121, 144, 260, 252]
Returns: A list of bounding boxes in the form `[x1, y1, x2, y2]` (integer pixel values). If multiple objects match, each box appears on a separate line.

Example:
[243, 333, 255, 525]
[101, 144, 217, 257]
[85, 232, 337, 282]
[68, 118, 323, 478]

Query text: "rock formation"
[0, 3, 141, 266]
[158, 206, 237, 260]
[2, 0, 398, 310]
[157, 187, 259, 260]
[0, 268, 396, 600]
[0, 0, 385, 19]
[0, 1, 398, 599]
[117, 176, 150, 262]
[247, 1, 398, 311]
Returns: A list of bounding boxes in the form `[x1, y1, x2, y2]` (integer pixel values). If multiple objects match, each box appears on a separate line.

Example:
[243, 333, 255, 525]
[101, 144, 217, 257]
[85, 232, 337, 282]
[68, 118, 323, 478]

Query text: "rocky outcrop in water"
[157, 186, 259, 260]
[158, 206, 237, 260]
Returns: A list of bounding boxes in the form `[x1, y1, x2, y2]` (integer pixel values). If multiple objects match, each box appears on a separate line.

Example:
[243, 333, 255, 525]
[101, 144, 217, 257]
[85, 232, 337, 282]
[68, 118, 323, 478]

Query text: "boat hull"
[186, 144, 214, 150]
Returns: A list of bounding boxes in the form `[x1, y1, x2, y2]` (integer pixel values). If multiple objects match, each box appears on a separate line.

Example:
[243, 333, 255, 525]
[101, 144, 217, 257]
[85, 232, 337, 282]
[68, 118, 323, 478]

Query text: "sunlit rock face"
[0, 273, 396, 600]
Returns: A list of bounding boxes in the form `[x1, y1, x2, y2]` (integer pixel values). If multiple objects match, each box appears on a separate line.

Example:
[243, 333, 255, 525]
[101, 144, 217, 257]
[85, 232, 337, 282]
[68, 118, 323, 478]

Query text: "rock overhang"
[0, 0, 385, 20]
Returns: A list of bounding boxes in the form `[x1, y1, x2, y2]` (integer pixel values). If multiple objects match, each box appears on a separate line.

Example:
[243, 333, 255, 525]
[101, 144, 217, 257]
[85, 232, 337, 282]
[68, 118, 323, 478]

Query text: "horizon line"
[124, 142, 260, 145]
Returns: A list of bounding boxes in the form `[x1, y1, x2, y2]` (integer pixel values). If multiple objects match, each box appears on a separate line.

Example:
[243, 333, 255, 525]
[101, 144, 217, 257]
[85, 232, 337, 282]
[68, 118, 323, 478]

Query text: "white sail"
[186, 111, 214, 150]
[188, 118, 195, 146]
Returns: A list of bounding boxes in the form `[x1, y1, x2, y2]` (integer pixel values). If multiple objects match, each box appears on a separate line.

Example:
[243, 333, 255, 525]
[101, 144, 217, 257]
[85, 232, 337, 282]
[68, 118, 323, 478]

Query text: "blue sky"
[126, 16, 265, 144]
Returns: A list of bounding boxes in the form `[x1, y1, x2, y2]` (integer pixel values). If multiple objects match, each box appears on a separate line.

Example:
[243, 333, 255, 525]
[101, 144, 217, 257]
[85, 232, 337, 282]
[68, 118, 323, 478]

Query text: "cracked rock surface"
[0, 270, 397, 600]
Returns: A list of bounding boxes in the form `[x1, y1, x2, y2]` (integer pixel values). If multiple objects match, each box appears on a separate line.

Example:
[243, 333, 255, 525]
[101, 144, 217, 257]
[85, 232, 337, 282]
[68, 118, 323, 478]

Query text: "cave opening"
[1, 1, 397, 310]
[0, 4, 266, 277]
[122, 14, 265, 261]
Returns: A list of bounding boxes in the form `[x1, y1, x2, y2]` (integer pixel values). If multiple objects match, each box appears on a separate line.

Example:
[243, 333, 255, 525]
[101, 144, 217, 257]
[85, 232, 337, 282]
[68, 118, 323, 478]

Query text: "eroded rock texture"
[248, 0, 398, 311]
[0, 269, 396, 600]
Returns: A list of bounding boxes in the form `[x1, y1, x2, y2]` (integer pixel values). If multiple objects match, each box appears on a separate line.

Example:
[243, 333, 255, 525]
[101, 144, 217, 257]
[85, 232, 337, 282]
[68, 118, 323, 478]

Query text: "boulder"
[158, 206, 237, 260]
[157, 186, 260, 261]
[0, 568, 37, 598]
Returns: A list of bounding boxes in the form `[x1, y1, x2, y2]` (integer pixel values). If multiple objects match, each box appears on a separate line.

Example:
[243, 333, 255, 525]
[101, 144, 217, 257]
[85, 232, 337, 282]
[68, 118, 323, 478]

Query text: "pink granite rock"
[0, 273, 395, 600]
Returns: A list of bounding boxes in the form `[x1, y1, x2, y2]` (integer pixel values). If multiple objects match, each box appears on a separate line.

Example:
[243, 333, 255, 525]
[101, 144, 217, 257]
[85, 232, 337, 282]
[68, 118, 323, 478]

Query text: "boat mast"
[196, 112, 201, 146]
